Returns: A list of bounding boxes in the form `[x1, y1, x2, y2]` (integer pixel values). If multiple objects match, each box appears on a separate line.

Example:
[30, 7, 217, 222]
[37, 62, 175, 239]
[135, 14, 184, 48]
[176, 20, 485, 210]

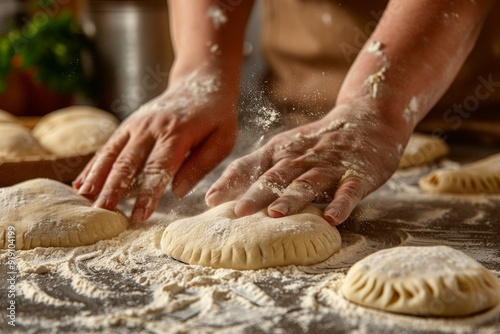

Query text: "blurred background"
[0, 0, 263, 120]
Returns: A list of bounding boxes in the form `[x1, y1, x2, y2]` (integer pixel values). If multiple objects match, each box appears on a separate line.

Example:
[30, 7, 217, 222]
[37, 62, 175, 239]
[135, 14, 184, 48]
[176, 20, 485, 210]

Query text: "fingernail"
[78, 183, 94, 195]
[72, 180, 82, 189]
[205, 191, 221, 206]
[324, 213, 340, 226]
[93, 197, 112, 210]
[269, 203, 288, 217]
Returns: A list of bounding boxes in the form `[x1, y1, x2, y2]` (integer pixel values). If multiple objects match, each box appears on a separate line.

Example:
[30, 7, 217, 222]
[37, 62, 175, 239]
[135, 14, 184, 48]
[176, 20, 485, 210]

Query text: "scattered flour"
[366, 40, 384, 57]
[365, 66, 387, 98]
[295, 119, 347, 139]
[321, 13, 332, 25]
[403, 96, 420, 124]
[207, 5, 228, 29]
[255, 106, 280, 131]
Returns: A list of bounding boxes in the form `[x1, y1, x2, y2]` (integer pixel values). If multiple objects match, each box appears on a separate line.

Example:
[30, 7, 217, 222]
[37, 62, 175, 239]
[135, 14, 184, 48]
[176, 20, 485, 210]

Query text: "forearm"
[167, 0, 254, 90]
[336, 0, 496, 142]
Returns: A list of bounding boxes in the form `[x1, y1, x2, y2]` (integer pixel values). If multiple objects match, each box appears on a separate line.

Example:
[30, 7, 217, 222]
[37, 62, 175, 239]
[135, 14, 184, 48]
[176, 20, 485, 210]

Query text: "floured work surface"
[1, 139, 499, 334]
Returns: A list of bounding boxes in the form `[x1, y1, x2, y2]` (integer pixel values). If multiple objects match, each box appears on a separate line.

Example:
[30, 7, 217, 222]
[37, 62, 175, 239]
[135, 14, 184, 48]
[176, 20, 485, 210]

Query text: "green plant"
[0, 34, 15, 93]
[0, 11, 95, 98]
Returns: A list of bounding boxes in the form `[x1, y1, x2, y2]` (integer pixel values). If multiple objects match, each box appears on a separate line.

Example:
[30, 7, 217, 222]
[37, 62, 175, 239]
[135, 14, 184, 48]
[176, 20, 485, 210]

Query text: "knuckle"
[290, 178, 316, 193]
[337, 180, 364, 201]
[112, 161, 138, 178]
[95, 145, 120, 160]
[260, 169, 287, 185]
[226, 159, 250, 175]
[143, 159, 169, 174]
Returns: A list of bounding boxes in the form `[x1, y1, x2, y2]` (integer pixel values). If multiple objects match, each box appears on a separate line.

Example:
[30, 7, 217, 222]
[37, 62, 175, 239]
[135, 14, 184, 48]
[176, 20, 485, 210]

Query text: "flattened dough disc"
[341, 246, 500, 317]
[161, 201, 341, 270]
[419, 153, 500, 194]
[0, 178, 129, 250]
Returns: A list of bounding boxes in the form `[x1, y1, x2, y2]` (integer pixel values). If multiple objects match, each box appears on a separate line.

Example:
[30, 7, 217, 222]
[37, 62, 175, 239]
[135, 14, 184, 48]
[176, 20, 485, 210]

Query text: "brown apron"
[261, 0, 500, 143]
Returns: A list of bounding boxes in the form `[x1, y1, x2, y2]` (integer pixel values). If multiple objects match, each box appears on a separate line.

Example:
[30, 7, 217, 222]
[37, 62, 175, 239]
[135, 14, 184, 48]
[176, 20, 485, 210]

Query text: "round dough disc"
[161, 201, 341, 270]
[341, 246, 500, 317]
[0, 178, 129, 250]
[0, 123, 49, 160]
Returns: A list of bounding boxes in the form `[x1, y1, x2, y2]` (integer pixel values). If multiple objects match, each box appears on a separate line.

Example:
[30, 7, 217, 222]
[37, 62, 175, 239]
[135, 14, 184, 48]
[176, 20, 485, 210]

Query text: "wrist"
[169, 59, 241, 95]
[326, 102, 414, 144]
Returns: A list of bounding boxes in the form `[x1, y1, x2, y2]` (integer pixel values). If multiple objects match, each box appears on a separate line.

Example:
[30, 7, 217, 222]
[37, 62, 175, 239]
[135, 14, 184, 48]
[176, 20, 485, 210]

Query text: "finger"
[172, 128, 236, 198]
[73, 154, 98, 190]
[131, 170, 172, 223]
[93, 134, 155, 211]
[76, 131, 130, 198]
[205, 149, 272, 207]
[233, 159, 306, 217]
[324, 176, 365, 226]
[131, 134, 192, 222]
[268, 167, 341, 218]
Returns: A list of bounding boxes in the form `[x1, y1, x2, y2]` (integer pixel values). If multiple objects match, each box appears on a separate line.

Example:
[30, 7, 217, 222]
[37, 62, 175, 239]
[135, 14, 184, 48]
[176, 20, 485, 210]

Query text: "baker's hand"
[205, 104, 406, 225]
[73, 71, 238, 223]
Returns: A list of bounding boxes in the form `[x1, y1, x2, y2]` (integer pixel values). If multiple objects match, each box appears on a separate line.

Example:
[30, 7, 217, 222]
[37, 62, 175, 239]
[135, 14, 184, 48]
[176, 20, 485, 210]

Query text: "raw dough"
[341, 246, 500, 317]
[0, 123, 49, 160]
[0, 178, 129, 250]
[161, 201, 341, 270]
[419, 153, 500, 194]
[0, 109, 19, 123]
[32, 106, 119, 156]
[399, 133, 449, 168]
[32, 106, 118, 139]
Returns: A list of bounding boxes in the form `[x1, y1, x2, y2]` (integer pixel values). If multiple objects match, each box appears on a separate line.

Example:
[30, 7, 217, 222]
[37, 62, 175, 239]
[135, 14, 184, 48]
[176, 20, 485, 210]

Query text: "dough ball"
[32, 106, 119, 156]
[32, 106, 118, 139]
[419, 153, 500, 194]
[0, 123, 49, 160]
[0, 178, 129, 250]
[161, 201, 341, 270]
[399, 133, 449, 169]
[0, 109, 19, 124]
[341, 246, 500, 317]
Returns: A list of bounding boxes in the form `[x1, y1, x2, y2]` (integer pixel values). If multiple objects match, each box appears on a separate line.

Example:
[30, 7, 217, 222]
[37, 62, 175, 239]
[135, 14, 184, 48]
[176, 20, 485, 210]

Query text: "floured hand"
[74, 70, 238, 223]
[205, 104, 405, 225]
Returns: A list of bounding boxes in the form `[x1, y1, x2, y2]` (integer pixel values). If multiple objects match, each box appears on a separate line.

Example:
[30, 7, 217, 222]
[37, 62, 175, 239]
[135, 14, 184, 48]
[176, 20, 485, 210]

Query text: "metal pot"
[84, 0, 173, 120]
[0, 0, 25, 35]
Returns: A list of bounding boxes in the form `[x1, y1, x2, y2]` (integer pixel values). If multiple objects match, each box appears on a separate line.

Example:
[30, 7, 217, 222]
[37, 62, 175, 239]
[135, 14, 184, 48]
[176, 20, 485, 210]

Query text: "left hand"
[205, 104, 405, 225]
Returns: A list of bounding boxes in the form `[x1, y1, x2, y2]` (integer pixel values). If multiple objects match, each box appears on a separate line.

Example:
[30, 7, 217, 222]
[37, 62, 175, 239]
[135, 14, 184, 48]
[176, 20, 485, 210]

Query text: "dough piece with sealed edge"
[399, 133, 450, 169]
[341, 246, 500, 317]
[419, 153, 500, 194]
[161, 201, 341, 270]
[0, 178, 129, 250]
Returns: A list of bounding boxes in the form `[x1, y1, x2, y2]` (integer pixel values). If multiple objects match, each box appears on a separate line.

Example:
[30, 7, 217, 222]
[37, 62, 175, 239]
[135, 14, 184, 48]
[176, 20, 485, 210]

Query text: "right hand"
[206, 104, 407, 226]
[73, 69, 239, 223]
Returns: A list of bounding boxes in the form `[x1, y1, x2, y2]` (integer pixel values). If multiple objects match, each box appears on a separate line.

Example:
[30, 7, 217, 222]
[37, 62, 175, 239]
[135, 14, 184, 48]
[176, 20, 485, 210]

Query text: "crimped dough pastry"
[0, 178, 129, 250]
[161, 201, 341, 270]
[399, 133, 450, 169]
[341, 246, 500, 317]
[419, 153, 500, 194]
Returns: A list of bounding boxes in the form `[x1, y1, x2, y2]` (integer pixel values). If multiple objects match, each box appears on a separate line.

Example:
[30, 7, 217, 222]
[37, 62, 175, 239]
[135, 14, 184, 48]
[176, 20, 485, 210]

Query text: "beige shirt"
[261, 0, 500, 141]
